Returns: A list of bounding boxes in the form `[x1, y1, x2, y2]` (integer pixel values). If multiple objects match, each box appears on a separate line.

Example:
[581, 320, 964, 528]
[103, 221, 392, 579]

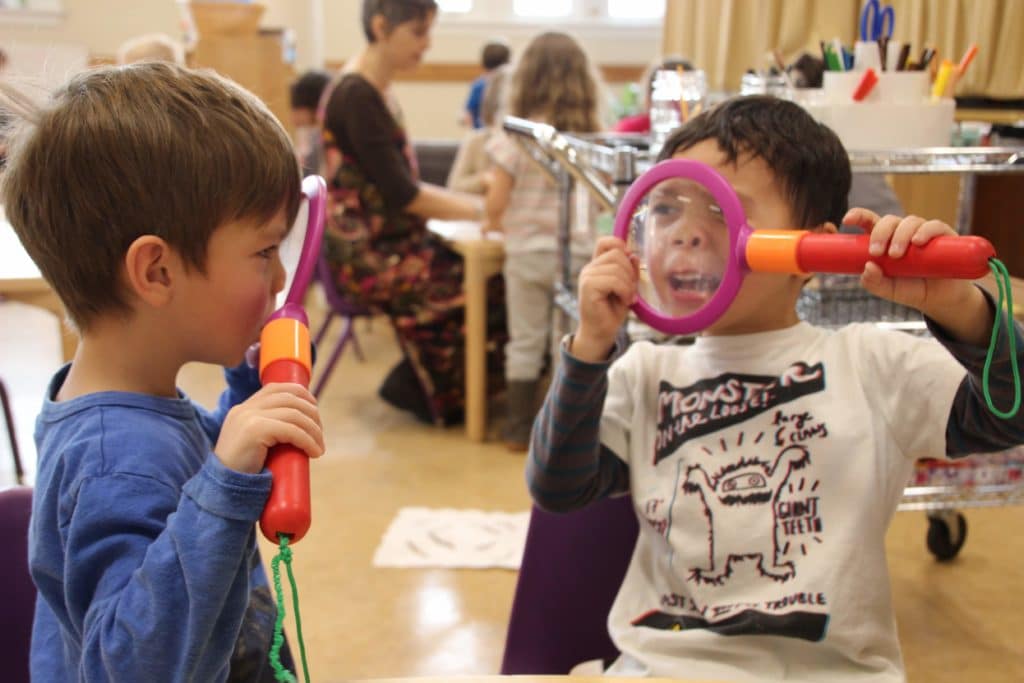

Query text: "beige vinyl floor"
[1, 296, 1022, 682]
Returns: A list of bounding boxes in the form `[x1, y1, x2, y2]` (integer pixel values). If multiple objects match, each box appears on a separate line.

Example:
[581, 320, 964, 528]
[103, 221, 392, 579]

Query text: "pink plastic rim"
[612, 159, 753, 335]
[284, 175, 327, 307]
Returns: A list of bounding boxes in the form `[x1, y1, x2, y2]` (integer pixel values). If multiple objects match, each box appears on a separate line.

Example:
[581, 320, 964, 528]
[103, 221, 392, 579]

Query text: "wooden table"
[428, 220, 505, 442]
[1, 213, 77, 362]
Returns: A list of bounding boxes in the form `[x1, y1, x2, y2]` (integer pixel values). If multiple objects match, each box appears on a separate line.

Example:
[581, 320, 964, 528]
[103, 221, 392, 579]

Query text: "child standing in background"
[447, 64, 509, 194]
[463, 39, 511, 129]
[484, 31, 603, 450]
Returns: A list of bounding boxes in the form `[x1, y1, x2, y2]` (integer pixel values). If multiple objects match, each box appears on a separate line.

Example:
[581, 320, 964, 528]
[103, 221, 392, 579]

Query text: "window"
[437, 0, 472, 13]
[513, 0, 572, 18]
[432, 0, 661, 29]
[607, 0, 664, 20]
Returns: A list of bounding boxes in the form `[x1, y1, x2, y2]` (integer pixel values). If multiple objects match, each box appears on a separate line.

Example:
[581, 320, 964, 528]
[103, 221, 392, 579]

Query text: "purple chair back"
[0, 486, 35, 683]
[501, 495, 639, 675]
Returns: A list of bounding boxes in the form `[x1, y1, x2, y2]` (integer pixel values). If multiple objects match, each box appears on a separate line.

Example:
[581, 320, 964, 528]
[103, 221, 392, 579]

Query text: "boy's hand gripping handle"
[746, 232, 995, 279]
[259, 304, 313, 544]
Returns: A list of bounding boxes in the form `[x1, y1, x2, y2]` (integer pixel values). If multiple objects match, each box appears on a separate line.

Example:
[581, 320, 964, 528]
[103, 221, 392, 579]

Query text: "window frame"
[436, 0, 664, 31]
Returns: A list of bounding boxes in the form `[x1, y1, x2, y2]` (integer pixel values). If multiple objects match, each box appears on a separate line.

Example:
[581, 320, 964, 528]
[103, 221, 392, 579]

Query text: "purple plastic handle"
[284, 175, 328, 307]
[612, 159, 754, 335]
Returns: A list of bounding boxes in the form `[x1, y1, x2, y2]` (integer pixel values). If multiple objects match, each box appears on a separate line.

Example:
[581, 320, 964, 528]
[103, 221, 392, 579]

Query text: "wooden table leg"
[4, 289, 78, 362]
[463, 249, 488, 442]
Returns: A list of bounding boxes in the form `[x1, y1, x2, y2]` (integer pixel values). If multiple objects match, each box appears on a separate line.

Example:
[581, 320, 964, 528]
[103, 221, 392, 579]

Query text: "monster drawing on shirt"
[683, 444, 811, 585]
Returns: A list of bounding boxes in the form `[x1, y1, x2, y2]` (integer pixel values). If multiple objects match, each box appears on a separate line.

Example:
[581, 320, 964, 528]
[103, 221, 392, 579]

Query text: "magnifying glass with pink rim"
[259, 174, 326, 544]
[614, 159, 996, 336]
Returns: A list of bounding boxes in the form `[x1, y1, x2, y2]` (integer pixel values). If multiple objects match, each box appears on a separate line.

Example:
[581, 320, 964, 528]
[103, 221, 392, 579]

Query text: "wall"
[0, 0, 180, 59]
[319, 0, 661, 139]
[1, 0, 660, 139]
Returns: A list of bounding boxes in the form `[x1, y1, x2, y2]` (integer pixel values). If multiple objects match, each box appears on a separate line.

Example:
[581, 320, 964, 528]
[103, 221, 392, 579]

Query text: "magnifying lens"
[615, 159, 996, 336]
[259, 174, 326, 544]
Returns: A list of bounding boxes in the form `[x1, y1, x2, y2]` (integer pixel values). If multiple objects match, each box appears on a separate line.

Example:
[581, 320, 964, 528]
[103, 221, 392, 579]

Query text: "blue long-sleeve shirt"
[29, 362, 284, 682]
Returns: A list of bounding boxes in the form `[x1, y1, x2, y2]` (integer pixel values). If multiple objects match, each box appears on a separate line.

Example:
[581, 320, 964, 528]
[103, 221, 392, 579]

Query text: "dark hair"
[0, 62, 301, 332]
[361, 0, 438, 43]
[290, 69, 331, 111]
[789, 53, 824, 89]
[481, 41, 511, 70]
[646, 56, 693, 96]
[658, 95, 851, 228]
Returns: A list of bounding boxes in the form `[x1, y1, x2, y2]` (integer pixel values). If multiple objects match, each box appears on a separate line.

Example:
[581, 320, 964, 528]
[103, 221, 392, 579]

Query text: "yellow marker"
[930, 59, 954, 102]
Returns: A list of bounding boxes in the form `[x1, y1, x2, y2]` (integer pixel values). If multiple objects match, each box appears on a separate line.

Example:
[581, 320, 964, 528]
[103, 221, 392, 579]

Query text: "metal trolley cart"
[503, 115, 1024, 561]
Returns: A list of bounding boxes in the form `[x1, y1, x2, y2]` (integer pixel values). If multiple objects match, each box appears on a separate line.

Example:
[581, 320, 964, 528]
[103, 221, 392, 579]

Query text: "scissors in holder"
[860, 0, 894, 42]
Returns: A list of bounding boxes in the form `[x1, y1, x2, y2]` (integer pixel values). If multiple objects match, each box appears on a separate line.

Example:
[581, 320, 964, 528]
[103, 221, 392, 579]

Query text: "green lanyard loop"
[982, 258, 1020, 419]
[269, 534, 310, 683]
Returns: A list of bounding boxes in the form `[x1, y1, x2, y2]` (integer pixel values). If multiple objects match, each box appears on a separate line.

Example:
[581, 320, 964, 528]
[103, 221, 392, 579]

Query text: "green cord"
[269, 535, 311, 683]
[982, 258, 1021, 419]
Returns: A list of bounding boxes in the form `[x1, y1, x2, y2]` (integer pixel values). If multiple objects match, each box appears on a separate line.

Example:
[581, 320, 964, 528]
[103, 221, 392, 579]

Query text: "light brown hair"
[507, 31, 601, 133]
[0, 62, 301, 331]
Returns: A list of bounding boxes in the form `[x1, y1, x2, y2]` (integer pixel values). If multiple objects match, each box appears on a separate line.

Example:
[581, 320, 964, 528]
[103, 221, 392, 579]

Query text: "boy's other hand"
[215, 383, 325, 475]
[572, 236, 639, 362]
[843, 208, 981, 316]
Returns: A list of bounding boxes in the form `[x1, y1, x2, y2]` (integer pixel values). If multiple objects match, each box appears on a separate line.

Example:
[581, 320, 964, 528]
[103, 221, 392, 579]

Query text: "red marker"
[852, 68, 879, 101]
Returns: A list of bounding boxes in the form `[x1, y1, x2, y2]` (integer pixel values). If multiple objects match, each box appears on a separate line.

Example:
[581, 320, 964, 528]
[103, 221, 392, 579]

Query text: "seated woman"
[320, 0, 505, 425]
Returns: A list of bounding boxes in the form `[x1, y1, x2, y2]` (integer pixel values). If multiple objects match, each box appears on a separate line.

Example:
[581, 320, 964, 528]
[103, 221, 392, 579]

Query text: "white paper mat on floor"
[373, 507, 529, 569]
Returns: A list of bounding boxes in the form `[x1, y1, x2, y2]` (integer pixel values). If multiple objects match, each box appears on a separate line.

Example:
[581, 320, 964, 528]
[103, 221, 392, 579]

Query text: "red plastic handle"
[797, 233, 995, 279]
[259, 351, 313, 543]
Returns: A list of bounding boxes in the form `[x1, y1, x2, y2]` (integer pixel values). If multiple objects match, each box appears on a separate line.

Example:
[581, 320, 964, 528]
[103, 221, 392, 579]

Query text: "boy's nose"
[669, 219, 709, 249]
[271, 256, 286, 294]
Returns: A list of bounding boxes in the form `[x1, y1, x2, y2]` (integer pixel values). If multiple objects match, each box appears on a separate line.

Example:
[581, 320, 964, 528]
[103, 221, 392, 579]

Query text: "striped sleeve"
[937, 288, 1024, 456]
[526, 339, 630, 513]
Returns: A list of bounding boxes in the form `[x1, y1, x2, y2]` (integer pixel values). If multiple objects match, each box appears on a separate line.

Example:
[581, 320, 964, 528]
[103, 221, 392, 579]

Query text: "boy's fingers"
[593, 236, 629, 258]
[842, 207, 880, 231]
[587, 272, 636, 305]
[860, 262, 894, 300]
[888, 215, 926, 257]
[867, 214, 902, 256]
[910, 219, 956, 245]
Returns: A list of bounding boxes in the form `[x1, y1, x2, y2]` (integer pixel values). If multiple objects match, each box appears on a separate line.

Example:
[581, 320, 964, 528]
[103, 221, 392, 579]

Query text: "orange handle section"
[259, 317, 312, 380]
[744, 230, 807, 274]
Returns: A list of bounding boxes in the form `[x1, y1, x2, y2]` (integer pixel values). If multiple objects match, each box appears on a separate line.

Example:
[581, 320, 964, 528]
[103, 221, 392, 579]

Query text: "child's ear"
[123, 235, 180, 308]
[371, 14, 390, 41]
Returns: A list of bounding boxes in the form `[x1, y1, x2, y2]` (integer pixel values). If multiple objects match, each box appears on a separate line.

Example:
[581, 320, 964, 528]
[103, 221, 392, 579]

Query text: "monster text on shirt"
[654, 362, 825, 462]
[636, 363, 833, 642]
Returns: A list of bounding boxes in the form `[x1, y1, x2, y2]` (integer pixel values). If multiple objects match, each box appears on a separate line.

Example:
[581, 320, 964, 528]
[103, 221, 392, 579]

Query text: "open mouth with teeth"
[667, 272, 722, 294]
[656, 271, 722, 316]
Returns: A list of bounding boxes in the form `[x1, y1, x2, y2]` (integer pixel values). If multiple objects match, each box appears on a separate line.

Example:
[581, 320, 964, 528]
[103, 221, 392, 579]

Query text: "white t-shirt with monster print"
[598, 321, 965, 682]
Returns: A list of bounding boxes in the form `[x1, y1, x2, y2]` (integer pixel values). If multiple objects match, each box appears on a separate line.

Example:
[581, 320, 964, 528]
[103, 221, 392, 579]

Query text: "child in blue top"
[1, 62, 324, 682]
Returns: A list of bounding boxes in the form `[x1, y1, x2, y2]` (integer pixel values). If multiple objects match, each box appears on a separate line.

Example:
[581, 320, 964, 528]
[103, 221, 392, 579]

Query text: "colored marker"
[852, 67, 879, 101]
[931, 59, 954, 102]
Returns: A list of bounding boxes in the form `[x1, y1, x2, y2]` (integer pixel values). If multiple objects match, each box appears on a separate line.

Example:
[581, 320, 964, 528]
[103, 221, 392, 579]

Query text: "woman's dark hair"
[362, 0, 438, 42]
[658, 95, 851, 229]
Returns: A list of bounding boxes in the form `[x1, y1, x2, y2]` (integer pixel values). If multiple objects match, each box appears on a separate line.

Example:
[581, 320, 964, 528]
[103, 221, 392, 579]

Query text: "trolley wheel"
[926, 510, 967, 562]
